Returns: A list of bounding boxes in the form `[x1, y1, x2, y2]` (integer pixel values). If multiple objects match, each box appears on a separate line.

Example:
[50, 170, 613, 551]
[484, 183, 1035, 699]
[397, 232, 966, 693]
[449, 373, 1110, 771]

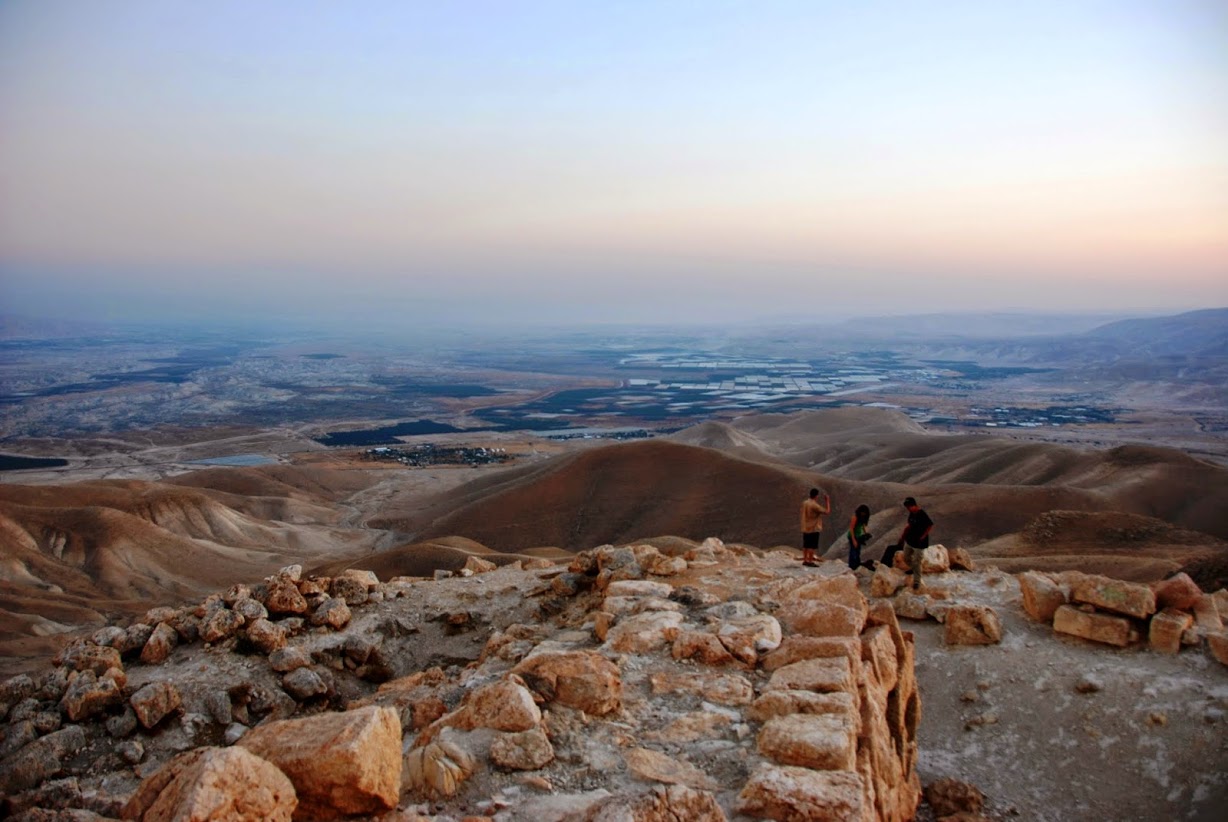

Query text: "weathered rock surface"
[121, 746, 297, 822]
[238, 705, 402, 819]
[1017, 572, 1067, 623]
[1053, 604, 1136, 647]
[737, 765, 867, 821]
[1068, 573, 1156, 619]
[944, 605, 1002, 646]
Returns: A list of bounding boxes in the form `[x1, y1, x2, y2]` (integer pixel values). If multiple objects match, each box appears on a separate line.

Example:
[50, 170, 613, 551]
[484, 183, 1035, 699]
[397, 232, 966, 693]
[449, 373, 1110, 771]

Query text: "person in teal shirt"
[846, 504, 873, 570]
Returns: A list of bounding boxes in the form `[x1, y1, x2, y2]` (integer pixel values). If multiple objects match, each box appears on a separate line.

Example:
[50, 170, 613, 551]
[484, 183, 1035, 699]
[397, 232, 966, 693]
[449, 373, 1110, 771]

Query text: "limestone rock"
[263, 577, 309, 616]
[1154, 573, 1203, 611]
[454, 678, 541, 732]
[717, 614, 782, 663]
[512, 651, 622, 716]
[1150, 608, 1194, 654]
[245, 619, 287, 654]
[462, 555, 498, 575]
[200, 609, 245, 644]
[747, 690, 857, 723]
[131, 682, 182, 729]
[1069, 573, 1156, 619]
[0, 725, 86, 795]
[892, 592, 930, 621]
[233, 598, 268, 622]
[140, 624, 179, 665]
[329, 576, 370, 606]
[308, 597, 351, 629]
[645, 554, 687, 577]
[944, 605, 1002, 646]
[282, 668, 328, 701]
[948, 548, 976, 571]
[757, 713, 857, 771]
[59, 671, 122, 721]
[55, 642, 122, 676]
[919, 545, 950, 574]
[762, 636, 861, 673]
[623, 747, 717, 790]
[404, 731, 475, 799]
[1018, 572, 1067, 623]
[1193, 595, 1224, 633]
[490, 727, 554, 770]
[672, 631, 737, 666]
[604, 611, 684, 653]
[1053, 604, 1135, 647]
[269, 647, 312, 673]
[737, 765, 866, 821]
[871, 564, 907, 598]
[765, 657, 854, 695]
[239, 705, 401, 819]
[121, 746, 296, 822]
[783, 601, 865, 638]
[649, 671, 754, 706]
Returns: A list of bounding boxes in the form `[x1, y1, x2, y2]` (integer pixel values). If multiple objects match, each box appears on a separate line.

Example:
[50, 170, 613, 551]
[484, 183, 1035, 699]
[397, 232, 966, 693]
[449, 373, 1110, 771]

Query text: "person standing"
[846, 504, 873, 570]
[799, 487, 831, 568]
[892, 496, 933, 589]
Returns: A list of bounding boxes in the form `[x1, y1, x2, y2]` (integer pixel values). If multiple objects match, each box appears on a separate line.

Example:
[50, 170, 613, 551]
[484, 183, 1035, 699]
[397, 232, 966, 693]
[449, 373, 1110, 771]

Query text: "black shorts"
[802, 532, 820, 550]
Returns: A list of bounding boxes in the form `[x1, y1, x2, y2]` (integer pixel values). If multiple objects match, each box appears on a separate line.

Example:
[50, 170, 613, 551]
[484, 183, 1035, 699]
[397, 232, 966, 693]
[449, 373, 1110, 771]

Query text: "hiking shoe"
[803, 561, 818, 568]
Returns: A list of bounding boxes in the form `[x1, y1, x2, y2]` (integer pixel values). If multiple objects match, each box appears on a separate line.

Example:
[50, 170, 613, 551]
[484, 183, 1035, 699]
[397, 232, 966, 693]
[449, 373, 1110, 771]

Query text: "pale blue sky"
[1, 0, 1225, 326]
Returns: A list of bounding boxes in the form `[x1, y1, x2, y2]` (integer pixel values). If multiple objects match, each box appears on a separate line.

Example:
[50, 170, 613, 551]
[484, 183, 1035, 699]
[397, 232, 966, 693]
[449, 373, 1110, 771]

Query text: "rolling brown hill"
[0, 468, 384, 669]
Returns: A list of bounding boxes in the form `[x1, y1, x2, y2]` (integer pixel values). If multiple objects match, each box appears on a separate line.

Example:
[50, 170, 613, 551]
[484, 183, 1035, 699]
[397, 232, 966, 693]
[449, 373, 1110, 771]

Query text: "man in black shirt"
[894, 497, 933, 590]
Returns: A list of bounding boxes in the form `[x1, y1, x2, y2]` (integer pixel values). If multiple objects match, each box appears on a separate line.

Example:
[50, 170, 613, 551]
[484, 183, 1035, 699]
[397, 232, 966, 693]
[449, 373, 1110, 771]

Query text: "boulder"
[121, 746, 297, 822]
[1149, 608, 1194, 654]
[1154, 573, 1203, 611]
[944, 605, 1002, 646]
[1069, 573, 1156, 619]
[717, 614, 782, 664]
[55, 642, 123, 676]
[757, 713, 857, 771]
[329, 576, 369, 606]
[1018, 572, 1067, 623]
[282, 668, 328, 701]
[737, 765, 866, 822]
[245, 619, 287, 654]
[131, 682, 182, 729]
[870, 565, 907, 598]
[919, 545, 950, 575]
[511, 651, 622, 716]
[263, 578, 309, 616]
[1193, 595, 1224, 633]
[140, 624, 179, 665]
[948, 548, 976, 571]
[0, 725, 86, 795]
[308, 598, 351, 630]
[239, 705, 401, 819]
[269, 647, 312, 673]
[453, 678, 541, 732]
[233, 598, 268, 622]
[59, 670, 123, 721]
[490, 727, 554, 771]
[604, 611, 685, 653]
[892, 592, 931, 621]
[200, 609, 245, 644]
[1053, 604, 1135, 647]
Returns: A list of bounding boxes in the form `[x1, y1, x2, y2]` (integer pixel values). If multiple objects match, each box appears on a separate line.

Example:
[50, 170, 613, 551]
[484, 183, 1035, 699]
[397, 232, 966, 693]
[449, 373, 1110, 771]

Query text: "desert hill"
[672, 408, 1228, 538]
[0, 470, 386, 667]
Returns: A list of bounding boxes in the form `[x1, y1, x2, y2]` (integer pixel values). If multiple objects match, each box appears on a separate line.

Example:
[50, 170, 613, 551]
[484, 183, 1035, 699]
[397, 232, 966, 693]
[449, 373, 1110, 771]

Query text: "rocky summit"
[1, 537, 1226, 821]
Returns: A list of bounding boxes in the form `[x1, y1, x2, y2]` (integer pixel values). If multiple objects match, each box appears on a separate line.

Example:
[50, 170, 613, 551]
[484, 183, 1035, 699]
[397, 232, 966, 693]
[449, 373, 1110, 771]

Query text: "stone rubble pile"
[0, 538, 935, 821]
[1017, 570, 1228, 665]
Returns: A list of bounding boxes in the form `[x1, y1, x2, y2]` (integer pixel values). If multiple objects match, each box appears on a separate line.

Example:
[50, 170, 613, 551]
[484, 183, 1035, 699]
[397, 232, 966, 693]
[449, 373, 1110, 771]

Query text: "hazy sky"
[1, 0, 1225, 327]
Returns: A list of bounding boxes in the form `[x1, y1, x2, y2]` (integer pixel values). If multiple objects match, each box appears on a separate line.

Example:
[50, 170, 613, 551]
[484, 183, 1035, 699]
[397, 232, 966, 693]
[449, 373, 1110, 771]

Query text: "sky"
[1, 0, 1226, 328]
